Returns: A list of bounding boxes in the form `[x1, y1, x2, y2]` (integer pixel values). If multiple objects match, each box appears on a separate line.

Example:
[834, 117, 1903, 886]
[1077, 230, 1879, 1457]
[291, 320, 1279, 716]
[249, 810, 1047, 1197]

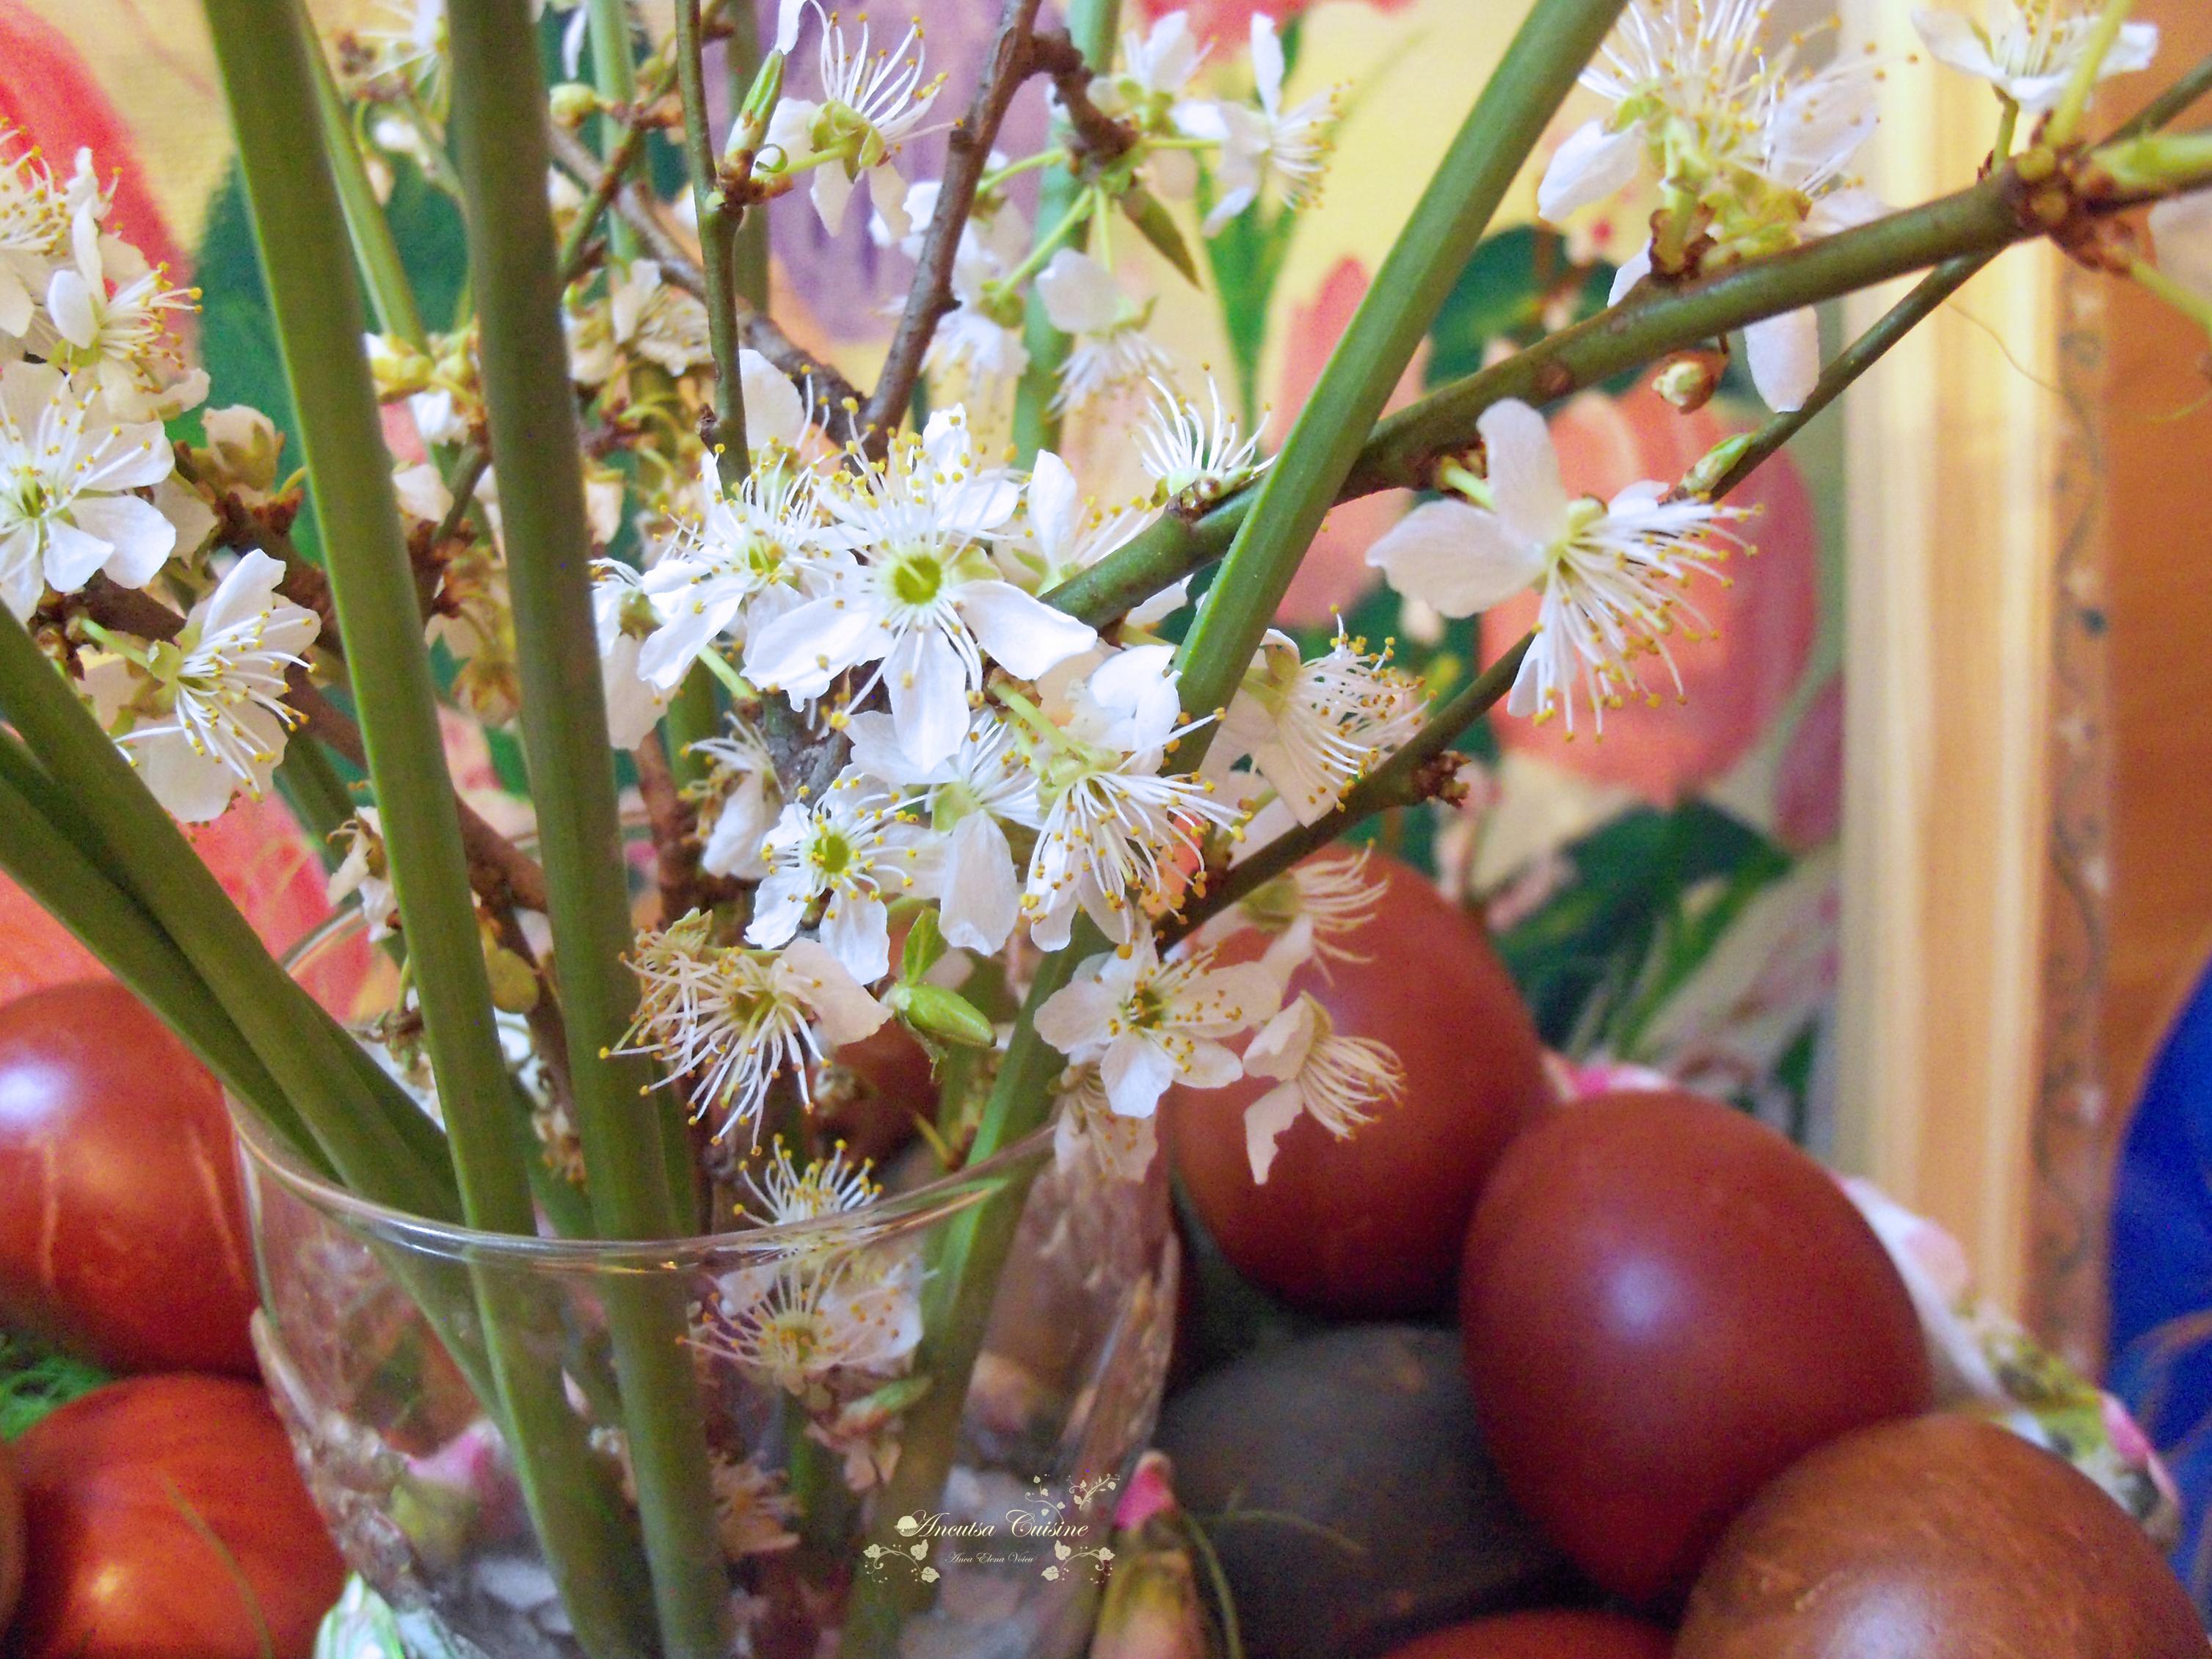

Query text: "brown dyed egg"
[1460, 1089, 1932, 1608]
[1380, 1611, 1674, 1659]
[1678, 1414, 2202, 1658]
[1167, 851, 1550, 1316]
[0, 982, 258, 1375]
[13, 1375, 346, 1659]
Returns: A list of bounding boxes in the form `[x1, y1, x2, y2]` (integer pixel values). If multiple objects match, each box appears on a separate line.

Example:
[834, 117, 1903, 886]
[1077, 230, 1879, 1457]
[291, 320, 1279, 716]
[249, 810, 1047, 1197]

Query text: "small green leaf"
[1121, 186, 1200, 286]
[899, 908, 947, 985]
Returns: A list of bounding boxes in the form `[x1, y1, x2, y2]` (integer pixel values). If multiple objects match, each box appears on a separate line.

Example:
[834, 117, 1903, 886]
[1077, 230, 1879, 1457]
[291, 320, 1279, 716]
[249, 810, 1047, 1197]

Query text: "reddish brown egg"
[0, 982, 258, 1376]
[0, 1434, 24, 1633]
[1380, 1611, 1674, 1659]
[12, 1375, 346, 1659]
[1678, 1414, 2202, 1658]
[1167, 852, 1549, 1316]
[1460, 1089, 1932, 1608]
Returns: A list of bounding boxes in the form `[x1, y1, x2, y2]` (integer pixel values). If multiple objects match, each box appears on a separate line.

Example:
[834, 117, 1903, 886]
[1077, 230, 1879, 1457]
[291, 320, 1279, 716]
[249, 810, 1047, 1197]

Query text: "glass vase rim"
[239, 903, 1058, 1268]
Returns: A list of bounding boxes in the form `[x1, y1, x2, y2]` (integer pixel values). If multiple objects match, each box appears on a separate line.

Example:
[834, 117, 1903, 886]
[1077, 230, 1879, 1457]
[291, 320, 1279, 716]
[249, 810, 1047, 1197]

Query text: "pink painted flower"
[1775, 671, 1843, 852]
[1138, 0, 1414, 43]
[1274, 258, 1422, 627]
[1480, 381, 1819, 805]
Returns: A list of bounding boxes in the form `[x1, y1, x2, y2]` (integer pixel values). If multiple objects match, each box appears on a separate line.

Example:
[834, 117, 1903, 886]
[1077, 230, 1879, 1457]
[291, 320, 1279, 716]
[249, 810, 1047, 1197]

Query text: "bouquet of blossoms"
[1, 0, 2209, 1655]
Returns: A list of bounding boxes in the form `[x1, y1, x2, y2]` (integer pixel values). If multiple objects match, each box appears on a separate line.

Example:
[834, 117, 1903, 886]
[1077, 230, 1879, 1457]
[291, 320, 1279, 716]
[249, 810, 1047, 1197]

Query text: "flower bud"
[548, 82, 601, 128]
[1653, 349, 1725, 412]
[892, 984, 996, 1049]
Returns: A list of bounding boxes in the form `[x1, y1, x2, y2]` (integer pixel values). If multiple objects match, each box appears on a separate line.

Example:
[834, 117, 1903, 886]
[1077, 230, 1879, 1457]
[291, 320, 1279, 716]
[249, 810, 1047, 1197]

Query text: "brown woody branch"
[856, 0, 1052, 453]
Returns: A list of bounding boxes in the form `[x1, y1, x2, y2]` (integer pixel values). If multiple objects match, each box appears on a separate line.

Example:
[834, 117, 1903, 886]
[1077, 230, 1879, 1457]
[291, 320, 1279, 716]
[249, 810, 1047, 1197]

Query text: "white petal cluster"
[1913, 1, 2158, 113]
[1367, 399, 1748, 735]
[1538, 0, 1888, 410]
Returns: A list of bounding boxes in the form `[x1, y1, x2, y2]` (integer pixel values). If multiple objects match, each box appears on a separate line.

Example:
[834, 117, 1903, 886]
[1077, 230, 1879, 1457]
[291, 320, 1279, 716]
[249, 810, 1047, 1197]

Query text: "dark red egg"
[1380, 1611, 1674, 1659]
[0, 982, 258, 1375]
[12, 1375, 346, 1659]
[1168, 852, 1549, 1316]
[1459, 1089, 1932, 1608]
[0, 1433, 24, 1633]
[1678, 1414, 2203, 1657]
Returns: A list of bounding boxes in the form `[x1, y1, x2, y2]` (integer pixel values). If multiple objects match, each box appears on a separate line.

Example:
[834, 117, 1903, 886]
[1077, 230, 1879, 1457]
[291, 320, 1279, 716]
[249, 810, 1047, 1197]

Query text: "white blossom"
[1176, 15, 1336, 233]
[1239, 991, 1402, 1183]
[847, 707, 1040, 955]
[759, 2, 945, 238]
[0, 134, 73, 339]
[741, 1137, 883, 1228]
[1914, 1, 2158, 112]
[710, 1456, 799, 1561]
[591, 561, 673, 751]
[566, 259, 713, 387]
[327, 809, 399, 941]
[744, 412, 1095, 770]
[1365, 398, 1747, 735]
[0, 362, 179, 619]
[745, 776, 939, 984]
[1052, 1061, 1160, 1183]
[29, 214, 205, 420]
[88, 550, 319, 822]
[707, 1250, 922, 1393]
[1016, 649, 1246, 951]
[1005, 448, 1161, 596]
[1034, 933, 1279, 1120]
[638, 450, 824, 690]
[1036, 251, 1174, 412]
[1135, 376, 1269, 511]
[616, 917, 890, 1144]
[694, 719, 782, 883]
[1216, 626, 1425, 826]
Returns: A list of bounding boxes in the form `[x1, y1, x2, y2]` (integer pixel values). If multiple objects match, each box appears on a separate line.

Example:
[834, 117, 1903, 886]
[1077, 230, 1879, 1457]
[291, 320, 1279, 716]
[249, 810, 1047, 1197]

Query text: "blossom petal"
[1911, 10, 2002, 84]
[1035, 972, 1119, 1058]
[70, 494, 177, 589]
[2151, 191, 2212, 299]
[938, 809, 1018, 955]
[1480, 399, 1570, 547]
[1364, 498, 1543, 619]
[743, 594, 878, 698]
[1745, 309, 1822, 412]
[885, 626, 969, 771]
[1243, 1082, 1306, 1184]
[958, 579, 1097, 679]
[740, 349, 806, 451]
[1037, 249, 1123, 335]
[1243, 996, 1320, 1082]
[821, 892, 892, 984]
[776, 938, 890, 1043]
[1101, 1035, 1176, 1119]
[1538, 119, 1642, 221]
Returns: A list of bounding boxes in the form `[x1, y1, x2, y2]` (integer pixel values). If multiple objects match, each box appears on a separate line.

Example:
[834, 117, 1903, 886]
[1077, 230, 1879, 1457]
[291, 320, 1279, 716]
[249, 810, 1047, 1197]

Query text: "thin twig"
[857, 0, 1050, 453]
[543, 119, 869, 426]
[672, 0, 751, 488]
[633, 730, 731, 925]
[1026, 29, 1134, 168]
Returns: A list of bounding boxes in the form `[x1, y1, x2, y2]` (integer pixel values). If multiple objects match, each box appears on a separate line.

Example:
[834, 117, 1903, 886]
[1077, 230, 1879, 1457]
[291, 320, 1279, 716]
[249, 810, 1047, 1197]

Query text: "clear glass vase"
[237, 914, 1178, 1659]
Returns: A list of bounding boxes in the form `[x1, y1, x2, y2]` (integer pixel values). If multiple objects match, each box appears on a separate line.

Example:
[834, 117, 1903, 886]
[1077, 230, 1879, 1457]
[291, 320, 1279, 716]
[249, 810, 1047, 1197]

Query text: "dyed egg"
[1678, 1414, 2202, 1657]
[1380, 1611, 1673, 1659]
[0, 982, 258, 1375]
[0, 1434, 23, 1631]
[1460, 1089, 1932, 1606]
[12, 1376, 346, 1659]
[1168, 852, 1549, 1316]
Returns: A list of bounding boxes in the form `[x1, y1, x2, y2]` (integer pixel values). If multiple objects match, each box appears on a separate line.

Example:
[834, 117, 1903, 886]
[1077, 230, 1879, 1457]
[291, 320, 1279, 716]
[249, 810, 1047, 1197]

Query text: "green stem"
[1170, 0, 1629, 743]
[991, 185, 1097, 296]
[2048, 0, 2136, 147]
[445, 6, 730, 1653]
[589, 0, 643, 260]
[726, 0, 771, 309]
[300, 1, 427, 348]
[674, 0, 751, 487]
[663, 664, 721, 790]
[1012, 0, 1121, 464]
[2114, 48, 2212, 142]
[201, 7, 665, 1653]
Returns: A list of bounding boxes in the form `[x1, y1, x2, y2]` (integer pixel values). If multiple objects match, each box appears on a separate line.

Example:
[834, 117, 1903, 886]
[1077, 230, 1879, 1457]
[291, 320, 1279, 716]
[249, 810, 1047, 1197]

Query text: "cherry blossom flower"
[327, 808, 398, 941]
[590, 561, 674, 751]
[0, 361, 180, 619]
[744, 412, 1095, 770]
[615, 917, 890, 1144]
[0, 133, 71, 339]
[1239, 991, 1403, 1182]
[1037, 251, 1174, 412]
[1215, 626, 1425, 825]
[565, 259, 713, 388]
[1135, 375, 1270, 511]
[1015, 651, 1246, 950]
[846, 707, 1041, 955]
[925, 208, 1034, 395]
[760, 1, 947, 238]
[1052, 1061, 1160, 1183]
[1091, 12, 1209, 123]
[1005, 448, 1162, 599]
[1177, 15, 1337, 233]
[29, 213, 205, 419]
[88, 550, 320, 822]
[710, 1455, 799, 1561]
[1365, 398, 1748, 735]
[1913, 1, 2159, 113]
[1034, 933, 1279, 1119]
[741, 1137, 884, 1228]
[694, 719, 782, 883]
[707, 1251, 922, 1393]
[745, 776, 940, 983]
